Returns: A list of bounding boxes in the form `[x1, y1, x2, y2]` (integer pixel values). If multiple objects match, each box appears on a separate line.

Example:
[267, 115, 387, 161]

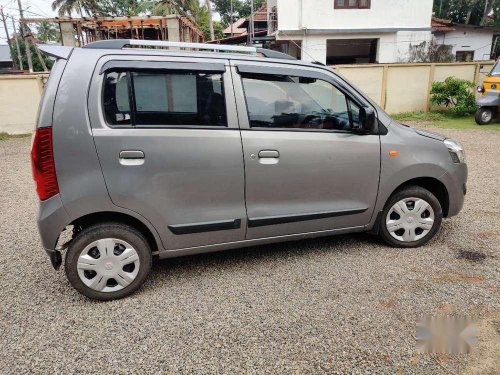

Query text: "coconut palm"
[51, 0, 99, 17]
[37, 22, 60, 43]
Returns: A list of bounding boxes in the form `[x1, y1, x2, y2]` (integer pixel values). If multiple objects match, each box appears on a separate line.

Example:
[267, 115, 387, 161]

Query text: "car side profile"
[32, 40, 467, 300]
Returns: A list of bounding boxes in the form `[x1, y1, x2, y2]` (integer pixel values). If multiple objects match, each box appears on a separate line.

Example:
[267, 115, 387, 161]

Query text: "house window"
[335, 0, 371, 9]
[456, 51, 474, 62]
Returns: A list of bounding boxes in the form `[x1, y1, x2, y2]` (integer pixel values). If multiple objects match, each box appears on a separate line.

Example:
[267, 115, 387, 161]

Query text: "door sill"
[157, 225, 366, 259]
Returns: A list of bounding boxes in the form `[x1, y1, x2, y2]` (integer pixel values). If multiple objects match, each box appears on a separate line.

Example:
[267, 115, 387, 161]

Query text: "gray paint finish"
[35, 44, 467, 259]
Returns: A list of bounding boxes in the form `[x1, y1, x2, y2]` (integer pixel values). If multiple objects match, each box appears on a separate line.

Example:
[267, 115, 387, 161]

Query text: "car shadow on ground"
[149, 232, 385, 279]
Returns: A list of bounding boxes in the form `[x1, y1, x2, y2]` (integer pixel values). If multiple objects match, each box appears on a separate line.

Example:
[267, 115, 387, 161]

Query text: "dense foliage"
[433, 0, 499, 26]
[10, 39, 55, 72]
[431, 77, 477, 115]
[212, 0, 265, 27]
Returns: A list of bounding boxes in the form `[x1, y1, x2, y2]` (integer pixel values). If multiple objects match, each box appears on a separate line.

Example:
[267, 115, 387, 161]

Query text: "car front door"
[88, 56, 246, 251]
[231, 61, 381, 239]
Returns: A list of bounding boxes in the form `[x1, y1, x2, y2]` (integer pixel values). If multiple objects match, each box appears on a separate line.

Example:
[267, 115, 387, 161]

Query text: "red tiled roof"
[223, 4, 268, 35]
[431, 16, 455, 31]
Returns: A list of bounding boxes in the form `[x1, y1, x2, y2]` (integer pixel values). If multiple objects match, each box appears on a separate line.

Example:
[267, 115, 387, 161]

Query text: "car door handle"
[258, 150, 279, 159]
[119, 150, 144, 159]
[257, 150, 279, 165]
[119, 150, 145, 166]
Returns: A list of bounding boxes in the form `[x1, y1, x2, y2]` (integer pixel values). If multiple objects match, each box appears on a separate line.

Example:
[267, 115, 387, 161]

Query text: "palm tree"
[37, 22, 60, 42]
[51, 0, 98, 17]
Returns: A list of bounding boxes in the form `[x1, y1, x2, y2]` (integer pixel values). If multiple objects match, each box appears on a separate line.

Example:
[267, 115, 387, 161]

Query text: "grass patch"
[391, 111, 500, 130]
[0, 132, 32, 141]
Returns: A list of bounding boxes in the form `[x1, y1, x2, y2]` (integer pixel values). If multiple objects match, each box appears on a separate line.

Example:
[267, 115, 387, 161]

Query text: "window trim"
[238, 71, 368, 134]
[334, 0, 371, 9]
[101, 68, 229, 129]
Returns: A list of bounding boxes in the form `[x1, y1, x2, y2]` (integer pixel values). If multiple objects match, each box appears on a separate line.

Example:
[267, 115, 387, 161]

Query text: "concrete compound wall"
[0, 62, 495, 134]
[0, 74, 48, 134]
[336, 61, 494, 113]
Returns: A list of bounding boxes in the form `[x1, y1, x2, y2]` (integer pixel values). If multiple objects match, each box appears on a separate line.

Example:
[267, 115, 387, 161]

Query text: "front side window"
[103, 70, 227, 127]
[241, 73, 361, 131]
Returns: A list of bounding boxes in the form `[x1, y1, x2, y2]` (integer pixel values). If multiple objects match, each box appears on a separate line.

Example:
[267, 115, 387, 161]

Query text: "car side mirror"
[358, 107, 376, 133]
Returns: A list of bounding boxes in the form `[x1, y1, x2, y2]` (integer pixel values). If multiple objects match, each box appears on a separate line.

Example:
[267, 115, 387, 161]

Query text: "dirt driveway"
[0, 128, 498, 374]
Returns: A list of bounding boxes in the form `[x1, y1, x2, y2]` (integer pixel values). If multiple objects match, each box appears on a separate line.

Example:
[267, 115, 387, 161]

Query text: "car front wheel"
[65, 222, 152, 301]
[379, 186, 443, 248]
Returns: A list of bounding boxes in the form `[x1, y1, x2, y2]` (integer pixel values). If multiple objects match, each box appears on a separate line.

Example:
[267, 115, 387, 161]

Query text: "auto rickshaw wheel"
[475, 107, 494, 125]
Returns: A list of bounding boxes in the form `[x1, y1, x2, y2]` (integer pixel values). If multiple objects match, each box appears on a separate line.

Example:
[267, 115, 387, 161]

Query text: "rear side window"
[103, 72, 132, 126]
[103, 70, 227, 127]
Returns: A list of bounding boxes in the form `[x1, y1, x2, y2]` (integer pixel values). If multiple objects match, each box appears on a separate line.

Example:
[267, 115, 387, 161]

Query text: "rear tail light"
[31, 127, 59, 200]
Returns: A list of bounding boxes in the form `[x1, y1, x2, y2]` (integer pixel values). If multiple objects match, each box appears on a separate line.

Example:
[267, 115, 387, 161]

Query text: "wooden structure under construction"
[21, 15, 204, 47]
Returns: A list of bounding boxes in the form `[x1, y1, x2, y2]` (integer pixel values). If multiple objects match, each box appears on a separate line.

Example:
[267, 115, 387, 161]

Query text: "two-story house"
[268, 0, 434, 64]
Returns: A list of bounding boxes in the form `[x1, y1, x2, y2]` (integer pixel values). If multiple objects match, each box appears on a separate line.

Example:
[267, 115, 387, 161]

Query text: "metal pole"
[250, 0, 254, 45]
[16, 0, 33, 72]
[230, 0, 233, 37]
[0, 7, 17, 69]
[205, 0, 215, 41]
[11, 16, 23, 70]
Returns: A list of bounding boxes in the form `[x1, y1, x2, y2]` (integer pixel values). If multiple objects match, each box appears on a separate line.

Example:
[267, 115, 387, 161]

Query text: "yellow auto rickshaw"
[476, 60, 500, 125]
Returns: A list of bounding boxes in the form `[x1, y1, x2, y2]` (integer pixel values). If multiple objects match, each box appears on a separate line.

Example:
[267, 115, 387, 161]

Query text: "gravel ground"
[0, 129, 499, 374]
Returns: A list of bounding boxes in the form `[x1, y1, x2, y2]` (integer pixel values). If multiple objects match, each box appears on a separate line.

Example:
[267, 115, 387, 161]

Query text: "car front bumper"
[442, 163, 468, 218]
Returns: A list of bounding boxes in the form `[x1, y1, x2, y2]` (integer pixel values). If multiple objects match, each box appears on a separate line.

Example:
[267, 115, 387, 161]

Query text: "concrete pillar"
[60, 21, 76, 46]
[166, 18, 181, 42]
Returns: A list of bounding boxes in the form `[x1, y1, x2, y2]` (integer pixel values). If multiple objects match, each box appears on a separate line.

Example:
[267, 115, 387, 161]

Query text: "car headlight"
[444, 139, 466, 164]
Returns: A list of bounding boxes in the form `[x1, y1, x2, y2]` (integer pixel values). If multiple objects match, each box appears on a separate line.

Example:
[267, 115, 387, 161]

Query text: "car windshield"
[489, 62, 500, 76]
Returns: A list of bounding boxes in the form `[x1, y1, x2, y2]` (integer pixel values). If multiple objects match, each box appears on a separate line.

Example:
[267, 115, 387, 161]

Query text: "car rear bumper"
[38, 194, 70, 269]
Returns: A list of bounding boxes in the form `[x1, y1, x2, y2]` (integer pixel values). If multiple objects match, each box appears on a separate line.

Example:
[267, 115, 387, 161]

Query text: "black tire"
[65, 222, 152, 301]
[379, 186, 443, 248]
[475, 107, 494, 125]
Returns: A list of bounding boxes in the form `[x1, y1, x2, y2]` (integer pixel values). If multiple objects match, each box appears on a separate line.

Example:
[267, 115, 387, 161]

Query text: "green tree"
[149, 0, 223, 40]
[212, 0, 265, 27]
[51, 0, 99, 16]
[431, 77, 477, 115]
[10, 39, 54, 72]
[434, 0, 499, 26]
[96, 0, 146, 16]
[36, 22, 60, 43]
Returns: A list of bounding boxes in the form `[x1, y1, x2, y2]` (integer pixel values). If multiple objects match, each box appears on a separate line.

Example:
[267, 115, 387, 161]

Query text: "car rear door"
[231, 61, 381, 239]
[88, 55, 246, 251]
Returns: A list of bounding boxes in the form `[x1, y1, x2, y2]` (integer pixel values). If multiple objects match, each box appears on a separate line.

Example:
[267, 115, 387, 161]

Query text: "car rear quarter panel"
[50, 49, 162, 249]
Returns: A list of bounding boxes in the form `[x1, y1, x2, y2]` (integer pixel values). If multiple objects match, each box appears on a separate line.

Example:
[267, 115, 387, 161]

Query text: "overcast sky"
[0, 0, 219, 45]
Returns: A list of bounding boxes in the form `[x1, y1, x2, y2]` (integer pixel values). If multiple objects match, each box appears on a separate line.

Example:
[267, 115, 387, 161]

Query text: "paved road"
[0, 129, 498, 374]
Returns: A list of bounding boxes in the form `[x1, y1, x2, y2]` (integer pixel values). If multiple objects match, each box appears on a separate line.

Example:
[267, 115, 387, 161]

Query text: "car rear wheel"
[65, 223, 152, 301]
[475, 107, 494, 125]
[379, 186, 443, 248]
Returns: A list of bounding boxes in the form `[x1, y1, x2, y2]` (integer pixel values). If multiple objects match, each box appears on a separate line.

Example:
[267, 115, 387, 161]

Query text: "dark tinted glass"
[132, 71, 227, 127]
[103, 71, 132, 126]
[241, 73, 359, 131]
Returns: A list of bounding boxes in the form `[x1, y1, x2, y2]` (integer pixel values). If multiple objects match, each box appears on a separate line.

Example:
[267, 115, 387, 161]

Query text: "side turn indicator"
[389, 150, 399, 157]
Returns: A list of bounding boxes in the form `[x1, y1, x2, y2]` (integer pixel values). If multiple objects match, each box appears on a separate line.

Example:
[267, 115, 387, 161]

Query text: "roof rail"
[83, 39, 257, 54]
[82, 39, 297, 60]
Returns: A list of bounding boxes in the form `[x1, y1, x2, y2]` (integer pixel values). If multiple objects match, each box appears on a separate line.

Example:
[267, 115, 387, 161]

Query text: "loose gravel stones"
[0, 130, 498, 374]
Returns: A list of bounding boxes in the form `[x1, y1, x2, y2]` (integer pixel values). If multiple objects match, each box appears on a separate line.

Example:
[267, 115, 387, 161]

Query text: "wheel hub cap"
[386, 198, 435, 242]
[482, 111, 492, 122]
[77, 238, 140, 293]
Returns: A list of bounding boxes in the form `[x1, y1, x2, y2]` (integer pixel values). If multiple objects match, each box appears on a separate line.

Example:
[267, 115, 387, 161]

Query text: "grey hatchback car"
[32, 40, 467, 300]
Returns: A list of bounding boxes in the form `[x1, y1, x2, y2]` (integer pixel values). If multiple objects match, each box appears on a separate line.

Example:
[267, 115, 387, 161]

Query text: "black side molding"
[169, 219, 241, 235]
[248, 208, 368, 228]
